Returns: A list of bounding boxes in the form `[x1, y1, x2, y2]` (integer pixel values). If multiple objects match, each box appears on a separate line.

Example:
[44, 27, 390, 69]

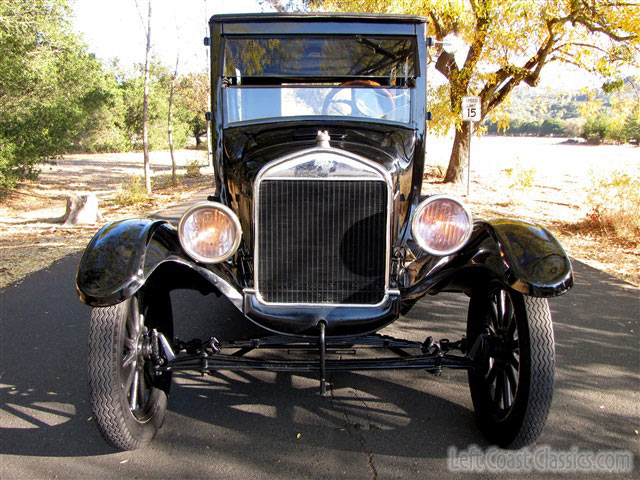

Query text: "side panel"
[210, 20, 226, 201]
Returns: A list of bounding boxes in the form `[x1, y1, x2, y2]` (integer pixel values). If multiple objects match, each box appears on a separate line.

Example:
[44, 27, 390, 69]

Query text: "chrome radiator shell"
[253, 147, 393, 307]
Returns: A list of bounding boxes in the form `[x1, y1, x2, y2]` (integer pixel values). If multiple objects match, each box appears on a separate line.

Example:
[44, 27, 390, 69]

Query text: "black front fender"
[478, 219, 573, 296]
[76, 219, 243, 308]
[402, 219, 573, 303]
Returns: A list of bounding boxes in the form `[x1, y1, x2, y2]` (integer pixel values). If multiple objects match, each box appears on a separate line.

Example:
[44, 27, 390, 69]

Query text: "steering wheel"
[321, 80, 395, 119]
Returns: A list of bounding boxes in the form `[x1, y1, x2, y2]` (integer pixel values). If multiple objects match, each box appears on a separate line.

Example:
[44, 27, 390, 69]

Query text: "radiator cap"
[316, 130, 330, 148]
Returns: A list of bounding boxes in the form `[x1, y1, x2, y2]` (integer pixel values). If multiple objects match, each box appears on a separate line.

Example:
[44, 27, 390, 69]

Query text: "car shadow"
[0, 253, 638, 464]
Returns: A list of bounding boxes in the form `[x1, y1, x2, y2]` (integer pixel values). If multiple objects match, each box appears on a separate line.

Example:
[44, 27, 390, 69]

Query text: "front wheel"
[88, 289, 173, 450]
[467, 283, 555, 448]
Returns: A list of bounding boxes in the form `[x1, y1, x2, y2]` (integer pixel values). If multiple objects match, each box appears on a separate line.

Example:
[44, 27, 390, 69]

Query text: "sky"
[71, 0, 602, 90]
[72, 0, 275, 74]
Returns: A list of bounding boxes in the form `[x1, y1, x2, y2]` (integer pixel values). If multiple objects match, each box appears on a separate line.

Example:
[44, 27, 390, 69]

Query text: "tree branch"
[571, 1, 637, 42]
[480, 18, 559, 113]
[552, 42, 610, 55]
[133, 0, 149, 37]
[259, 0, 287, 12]
[429, 12, 444, 39]
[462, 0, 491, 75]
[488, 77, 517, 111]
[548, 56, 588, 70]
[435, 51, 456, 79]
[519, 19, 557, 87]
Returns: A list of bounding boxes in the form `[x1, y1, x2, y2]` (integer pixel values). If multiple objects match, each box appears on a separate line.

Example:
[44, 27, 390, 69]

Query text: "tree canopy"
[270, 0, 640, 181]
[0, 0, 108, 192]
[0, 0, 210, 197]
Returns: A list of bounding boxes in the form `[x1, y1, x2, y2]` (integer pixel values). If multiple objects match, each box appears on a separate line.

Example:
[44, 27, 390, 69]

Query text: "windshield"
[225, 86, 411, 124]
[222, 35, 417, 126]
[223, 36, 417, 84]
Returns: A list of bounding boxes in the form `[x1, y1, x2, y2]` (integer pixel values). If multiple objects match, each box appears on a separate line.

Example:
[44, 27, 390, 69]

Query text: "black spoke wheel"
[467, 283, 555, 448]
[88, 289, 173, 450]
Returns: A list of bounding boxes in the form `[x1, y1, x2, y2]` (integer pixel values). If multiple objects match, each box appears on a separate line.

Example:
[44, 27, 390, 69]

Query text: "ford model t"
[77, 13, 573, 451]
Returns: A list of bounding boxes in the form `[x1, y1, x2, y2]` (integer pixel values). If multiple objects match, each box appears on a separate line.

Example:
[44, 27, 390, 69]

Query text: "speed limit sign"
[461, 96, 481, 121]
[461, 96, 481, 198]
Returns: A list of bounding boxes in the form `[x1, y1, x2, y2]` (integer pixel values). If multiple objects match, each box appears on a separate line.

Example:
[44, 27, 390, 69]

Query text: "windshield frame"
[220, 34, 420, 128]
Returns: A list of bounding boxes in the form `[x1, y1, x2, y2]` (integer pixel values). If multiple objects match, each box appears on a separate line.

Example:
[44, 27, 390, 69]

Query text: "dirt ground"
[424, 136, 639, 286]
[0, 138, 638, 289]
[0, 149, 213, 288]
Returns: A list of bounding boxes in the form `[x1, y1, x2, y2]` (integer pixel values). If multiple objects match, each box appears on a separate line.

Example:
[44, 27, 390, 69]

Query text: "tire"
[88, 289, 173, 450]
[467, 283, 555, 449]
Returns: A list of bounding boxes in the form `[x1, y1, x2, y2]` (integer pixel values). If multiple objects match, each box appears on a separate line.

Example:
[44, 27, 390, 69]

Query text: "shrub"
[114, 175, 149, 206]
[586, 170, 640, 243]
[185, 159, 203, 178]
[76, 124, 132, 153]
[582, 115, 610, 143]
[0, 135, 41, 198]
[152, 174, 177, 190]
[623, 113, 640, 143]
[505, 160, 536, 187]
[540, 118, 567, 136]
[582, 112, 638, 144]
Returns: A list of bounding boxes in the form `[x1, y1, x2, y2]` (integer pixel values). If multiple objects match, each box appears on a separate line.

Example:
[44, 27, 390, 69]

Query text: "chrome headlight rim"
[411, 194, 473, 256]
[178, 201, 242, 264]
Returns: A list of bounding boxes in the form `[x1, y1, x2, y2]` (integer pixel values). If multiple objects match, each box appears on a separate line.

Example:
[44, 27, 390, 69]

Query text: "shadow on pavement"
[0, 250, 637, 470]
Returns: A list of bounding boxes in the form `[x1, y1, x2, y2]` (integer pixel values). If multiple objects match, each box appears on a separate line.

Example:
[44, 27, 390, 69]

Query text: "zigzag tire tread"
[88, 304, 143, 450]
[510, 296, 555, 449]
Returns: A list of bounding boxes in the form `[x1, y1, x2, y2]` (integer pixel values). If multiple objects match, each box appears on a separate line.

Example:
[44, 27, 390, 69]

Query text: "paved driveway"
[1, 202, 638, 479]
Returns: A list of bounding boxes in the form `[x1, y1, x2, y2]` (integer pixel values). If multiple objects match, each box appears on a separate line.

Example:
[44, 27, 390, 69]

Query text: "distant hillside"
[484, 77, 639, 142]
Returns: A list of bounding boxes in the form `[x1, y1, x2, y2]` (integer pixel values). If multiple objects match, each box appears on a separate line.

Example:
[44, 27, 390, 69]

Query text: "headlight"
[178, 202, 242, 263]
[411, 195, 472, 256]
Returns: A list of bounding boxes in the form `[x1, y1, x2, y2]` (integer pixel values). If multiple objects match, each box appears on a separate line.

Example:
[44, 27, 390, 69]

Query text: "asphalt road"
[1, 200, 639, 479]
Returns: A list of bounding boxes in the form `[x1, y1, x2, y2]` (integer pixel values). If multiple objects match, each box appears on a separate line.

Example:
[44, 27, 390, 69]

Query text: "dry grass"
[184, 159, 205, 178]
[584, 170, 640, 244]
[114, 175, 150, 206]
[422, 170, 640, 287]
[504, 160, 537, 188]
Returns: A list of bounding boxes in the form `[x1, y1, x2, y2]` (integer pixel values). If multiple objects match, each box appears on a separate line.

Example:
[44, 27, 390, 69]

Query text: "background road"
[1, 200, 638, 479]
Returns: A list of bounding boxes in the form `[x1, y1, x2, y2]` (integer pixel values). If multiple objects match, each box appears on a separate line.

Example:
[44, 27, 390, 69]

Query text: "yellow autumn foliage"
[304, 0, 639, 180]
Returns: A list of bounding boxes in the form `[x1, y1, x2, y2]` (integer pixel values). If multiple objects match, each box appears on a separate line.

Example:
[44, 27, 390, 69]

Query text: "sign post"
[461, 96, 481, 197]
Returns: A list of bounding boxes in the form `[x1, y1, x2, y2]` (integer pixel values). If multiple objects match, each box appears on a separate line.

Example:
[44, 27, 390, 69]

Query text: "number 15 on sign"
[461, 96, 481, 121]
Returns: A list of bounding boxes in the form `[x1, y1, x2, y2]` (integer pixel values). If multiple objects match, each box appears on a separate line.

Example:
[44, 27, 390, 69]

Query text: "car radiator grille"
[257, 179, 387, 304]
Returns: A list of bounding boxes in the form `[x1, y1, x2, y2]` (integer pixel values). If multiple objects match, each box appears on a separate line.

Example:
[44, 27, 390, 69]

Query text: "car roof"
[210, 12, 427, 24]
[211, 13, 427, 36]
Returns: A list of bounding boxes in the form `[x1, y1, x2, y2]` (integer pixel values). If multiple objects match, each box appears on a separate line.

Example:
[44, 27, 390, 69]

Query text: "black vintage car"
[77, 13, 573, 451]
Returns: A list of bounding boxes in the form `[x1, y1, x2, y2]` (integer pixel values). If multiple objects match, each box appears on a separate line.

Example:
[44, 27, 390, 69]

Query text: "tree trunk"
[142, 0, 152, 195]
[206, 121, 213, 171]
[168, 51, 179, 186]
[204, 0, 213, 172]
[444, 121, 471, 184]
[168, 103, 176, 186]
